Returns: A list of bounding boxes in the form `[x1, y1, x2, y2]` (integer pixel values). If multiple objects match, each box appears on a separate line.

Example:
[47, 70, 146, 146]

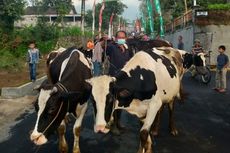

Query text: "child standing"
[214, 45, 229, 93]
[26, 41, 41, 82]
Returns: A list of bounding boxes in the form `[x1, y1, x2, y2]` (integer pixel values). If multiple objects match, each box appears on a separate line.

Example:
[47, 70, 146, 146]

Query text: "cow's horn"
[50, 87, 58, 95]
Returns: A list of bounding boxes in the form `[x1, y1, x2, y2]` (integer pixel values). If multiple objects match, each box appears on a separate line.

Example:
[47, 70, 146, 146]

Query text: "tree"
[40, 0, 72, 26]
[139, 0, 230, 27]
[85, 1, 127, 32]
[0, 0, 26, 34]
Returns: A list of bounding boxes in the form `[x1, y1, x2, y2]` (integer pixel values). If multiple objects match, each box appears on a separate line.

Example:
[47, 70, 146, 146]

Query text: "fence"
[165, 10, 193, 32]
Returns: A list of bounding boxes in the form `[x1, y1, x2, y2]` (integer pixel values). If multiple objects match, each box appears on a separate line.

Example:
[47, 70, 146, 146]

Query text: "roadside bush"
[208, 4, 230, 10]
[0, 50, 23, 70]
[60, 26, 82, 37]
[0, 23, 93, 70]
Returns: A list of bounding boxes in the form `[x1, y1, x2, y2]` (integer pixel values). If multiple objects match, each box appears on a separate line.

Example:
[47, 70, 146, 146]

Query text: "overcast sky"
[72, 0, 141, 21]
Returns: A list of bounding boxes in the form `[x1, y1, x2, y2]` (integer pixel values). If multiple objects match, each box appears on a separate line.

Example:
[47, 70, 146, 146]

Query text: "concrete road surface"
[0, 73, 229, 153]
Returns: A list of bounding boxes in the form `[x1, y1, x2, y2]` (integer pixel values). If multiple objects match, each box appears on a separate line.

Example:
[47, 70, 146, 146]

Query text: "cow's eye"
[48, 107, 56, 114]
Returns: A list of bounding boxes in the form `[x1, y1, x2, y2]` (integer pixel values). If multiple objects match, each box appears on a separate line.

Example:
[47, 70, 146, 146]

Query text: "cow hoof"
[146, 150, 153, 153]
[60, 148, 68, 153]
[170, 129, 178, 136]
[73, 148, 80, 153]
[137, 148, 144, 153]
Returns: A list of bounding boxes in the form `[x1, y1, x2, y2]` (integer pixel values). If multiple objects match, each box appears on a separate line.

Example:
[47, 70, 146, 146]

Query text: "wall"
[14, 15, 38, 27]
[1, 76, 46, 98]
[164, 25, 194, 52]
[15, 15, 81, 28]
[194, 25, 230, 65]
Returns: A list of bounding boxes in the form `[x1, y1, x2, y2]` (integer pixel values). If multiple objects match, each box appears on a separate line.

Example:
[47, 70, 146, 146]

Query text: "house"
[15, 6, 81, 27]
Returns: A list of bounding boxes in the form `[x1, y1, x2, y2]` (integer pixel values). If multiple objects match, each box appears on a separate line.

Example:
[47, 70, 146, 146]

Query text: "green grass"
[208, 4, 230, 10]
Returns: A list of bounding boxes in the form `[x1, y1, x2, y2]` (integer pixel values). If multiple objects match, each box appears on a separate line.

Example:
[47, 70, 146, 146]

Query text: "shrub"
[208, 4, 230, 10]
[60, 26, 82, 37]
[0, 50, 23, 70]
[0, 23, 93, 70]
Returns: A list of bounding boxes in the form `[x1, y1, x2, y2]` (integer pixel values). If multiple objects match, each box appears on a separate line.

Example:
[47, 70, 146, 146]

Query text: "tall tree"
[85, 1, 127, 33]
[40, 0, 72, 26]
[0, 0, 26, 34]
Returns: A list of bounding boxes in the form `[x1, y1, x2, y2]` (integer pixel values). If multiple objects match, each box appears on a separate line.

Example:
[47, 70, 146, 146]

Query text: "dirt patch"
[0, 58, 47, 88]
[0, 96, 36, 142]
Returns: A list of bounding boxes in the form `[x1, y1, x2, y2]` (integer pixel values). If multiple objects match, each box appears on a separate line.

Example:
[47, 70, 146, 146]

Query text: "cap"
[194, 39, 200, 43]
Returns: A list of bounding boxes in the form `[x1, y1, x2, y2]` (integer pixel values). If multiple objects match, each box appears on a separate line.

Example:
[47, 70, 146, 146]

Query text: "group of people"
[86, 30, 133, 77]
[177, 35, 229, 93]
[26, 33, 229, 93]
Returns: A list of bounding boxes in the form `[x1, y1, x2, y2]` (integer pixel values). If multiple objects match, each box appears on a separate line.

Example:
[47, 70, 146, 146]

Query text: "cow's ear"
[118, 89, 131, 97]
[111, 77, 116, 82]
[50, 87, 58, 95]
[85, 78, 92, 85]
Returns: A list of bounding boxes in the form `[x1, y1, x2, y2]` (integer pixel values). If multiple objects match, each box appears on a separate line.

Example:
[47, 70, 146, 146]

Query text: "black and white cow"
[127, 38, 172, 54]
[183, 52, 208, 74]
[30, 47, 92, 153]
[87, 47, 189, 153]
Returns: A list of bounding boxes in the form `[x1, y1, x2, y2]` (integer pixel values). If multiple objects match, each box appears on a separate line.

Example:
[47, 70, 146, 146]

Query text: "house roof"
[24, 6, 77, 15]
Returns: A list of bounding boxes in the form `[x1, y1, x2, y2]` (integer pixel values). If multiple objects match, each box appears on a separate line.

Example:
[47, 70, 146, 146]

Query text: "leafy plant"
[60, 26, 82, 37]
[208, 3, 230, 10]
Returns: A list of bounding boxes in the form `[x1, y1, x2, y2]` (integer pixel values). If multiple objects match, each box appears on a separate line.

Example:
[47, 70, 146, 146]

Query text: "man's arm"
[106, 45, 113, 57]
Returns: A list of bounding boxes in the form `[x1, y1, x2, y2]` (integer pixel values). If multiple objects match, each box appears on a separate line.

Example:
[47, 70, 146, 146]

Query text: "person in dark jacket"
[106, 30, 133, 76]
[106, 30, 133, 130]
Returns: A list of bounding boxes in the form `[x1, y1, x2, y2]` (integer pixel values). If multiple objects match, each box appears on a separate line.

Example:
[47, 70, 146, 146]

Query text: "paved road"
[0, 72, 230, 153]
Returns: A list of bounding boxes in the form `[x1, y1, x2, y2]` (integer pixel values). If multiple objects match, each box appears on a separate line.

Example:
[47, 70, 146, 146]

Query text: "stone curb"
[1, 76, 47, 99]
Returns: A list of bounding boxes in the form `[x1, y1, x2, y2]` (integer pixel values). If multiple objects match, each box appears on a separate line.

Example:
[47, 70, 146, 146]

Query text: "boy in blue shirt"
[26, 41, 41, 82]
[213, 45, 229, 93]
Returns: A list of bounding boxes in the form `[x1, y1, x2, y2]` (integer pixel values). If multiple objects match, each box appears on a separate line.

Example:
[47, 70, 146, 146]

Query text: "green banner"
[141, 11, 146, 32]
[146, 0, 154, 38]
[154, 0, 164, 37]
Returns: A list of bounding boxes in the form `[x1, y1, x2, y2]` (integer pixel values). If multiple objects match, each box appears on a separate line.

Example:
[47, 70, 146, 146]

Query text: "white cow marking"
[140, 74, 144, 80]
[31, 89, 51, 141]
[87, 76, 115, 131]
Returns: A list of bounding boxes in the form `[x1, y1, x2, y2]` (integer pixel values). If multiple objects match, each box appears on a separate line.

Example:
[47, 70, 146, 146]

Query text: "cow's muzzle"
[94, 124, 110, 134]
[30, 131, 48, 145]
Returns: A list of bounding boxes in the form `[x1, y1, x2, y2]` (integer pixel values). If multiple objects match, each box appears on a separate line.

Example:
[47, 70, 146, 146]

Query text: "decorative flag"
[154, 0, 164, 37]
[141, 11, 146, 32]
[108, 13, 115, 38]
[109, 12, 115, 25]
[146, 0, 154, 38]
[92, 0, 96, 36]
[99, 0, 105, 38]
